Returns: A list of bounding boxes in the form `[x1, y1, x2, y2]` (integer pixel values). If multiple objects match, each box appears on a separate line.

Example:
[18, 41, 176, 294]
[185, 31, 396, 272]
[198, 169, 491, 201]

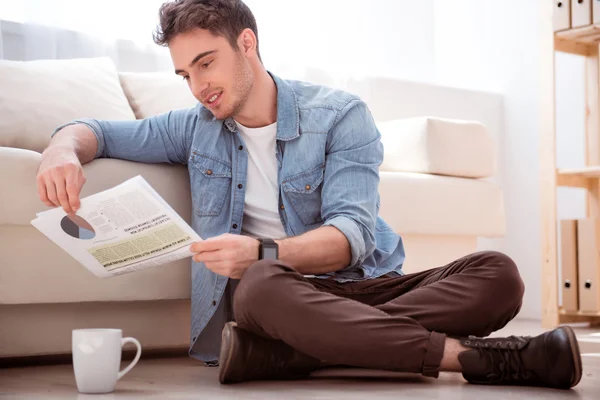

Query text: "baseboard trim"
[0, 345, 189, 368]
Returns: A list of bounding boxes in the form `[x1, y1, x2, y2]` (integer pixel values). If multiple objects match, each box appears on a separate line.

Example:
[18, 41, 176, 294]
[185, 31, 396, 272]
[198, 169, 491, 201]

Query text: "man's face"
[170, 28, 254, 120]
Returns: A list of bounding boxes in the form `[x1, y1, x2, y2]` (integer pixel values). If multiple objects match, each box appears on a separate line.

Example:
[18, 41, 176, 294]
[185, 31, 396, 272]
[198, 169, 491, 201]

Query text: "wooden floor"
[1, 319, 599, 399]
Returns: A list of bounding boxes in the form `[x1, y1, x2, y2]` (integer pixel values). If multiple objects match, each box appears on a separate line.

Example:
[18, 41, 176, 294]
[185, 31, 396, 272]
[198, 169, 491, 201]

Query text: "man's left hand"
[190, 233, 259, 279]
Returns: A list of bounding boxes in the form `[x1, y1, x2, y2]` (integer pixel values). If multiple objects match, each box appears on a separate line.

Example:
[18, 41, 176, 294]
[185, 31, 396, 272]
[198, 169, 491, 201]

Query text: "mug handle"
[117, 337, 142, 380]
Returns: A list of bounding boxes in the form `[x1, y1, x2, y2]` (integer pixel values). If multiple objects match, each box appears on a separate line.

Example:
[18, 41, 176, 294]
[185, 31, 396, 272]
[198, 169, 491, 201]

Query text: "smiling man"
[37, 0, 582, 389]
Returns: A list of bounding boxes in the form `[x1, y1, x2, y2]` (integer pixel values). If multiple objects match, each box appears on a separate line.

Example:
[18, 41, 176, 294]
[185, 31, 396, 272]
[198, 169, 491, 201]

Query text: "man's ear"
[238, 28, 257, 57]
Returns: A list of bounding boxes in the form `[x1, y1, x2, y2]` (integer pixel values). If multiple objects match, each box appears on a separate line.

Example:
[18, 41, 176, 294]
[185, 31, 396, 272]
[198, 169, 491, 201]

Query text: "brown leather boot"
[218, 322, 322, 384]
[458, 326, 582, 389]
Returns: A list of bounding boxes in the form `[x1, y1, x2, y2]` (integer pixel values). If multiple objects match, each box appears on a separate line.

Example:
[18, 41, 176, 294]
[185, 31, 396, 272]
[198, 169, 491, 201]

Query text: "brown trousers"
[232, 251, 525, 378]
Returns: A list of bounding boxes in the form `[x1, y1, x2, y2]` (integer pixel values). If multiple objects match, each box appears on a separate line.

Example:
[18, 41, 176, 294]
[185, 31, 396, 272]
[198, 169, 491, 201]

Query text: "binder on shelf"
[560, 220, 579, 311]
[593, 0, 600, 23]
[554, 0, 572, 31]
[572, 0, 592, 28]
[576, 218, 600, 312]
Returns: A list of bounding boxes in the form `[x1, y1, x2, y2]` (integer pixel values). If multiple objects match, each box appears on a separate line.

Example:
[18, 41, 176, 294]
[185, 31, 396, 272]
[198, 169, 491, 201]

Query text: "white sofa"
[0, 58, 505, 359]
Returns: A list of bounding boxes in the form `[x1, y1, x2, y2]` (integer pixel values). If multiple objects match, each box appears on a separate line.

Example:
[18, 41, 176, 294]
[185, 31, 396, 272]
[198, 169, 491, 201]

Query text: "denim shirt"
[53, 72, 405, 364]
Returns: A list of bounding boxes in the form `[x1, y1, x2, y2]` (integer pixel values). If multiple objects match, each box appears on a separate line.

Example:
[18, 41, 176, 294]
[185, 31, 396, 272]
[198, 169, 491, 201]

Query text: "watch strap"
[258, 238, 278, 260]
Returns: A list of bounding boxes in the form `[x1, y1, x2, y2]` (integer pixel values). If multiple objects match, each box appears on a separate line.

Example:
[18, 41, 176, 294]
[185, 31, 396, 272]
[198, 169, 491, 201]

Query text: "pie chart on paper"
[60, 214, 96, 240]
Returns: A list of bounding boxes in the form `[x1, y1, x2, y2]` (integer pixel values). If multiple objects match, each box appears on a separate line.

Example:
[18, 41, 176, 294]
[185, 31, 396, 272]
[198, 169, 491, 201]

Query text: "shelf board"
[560, 309, 600, 317]
[556, 166, 600, 188]
[555, 24, 600, 56]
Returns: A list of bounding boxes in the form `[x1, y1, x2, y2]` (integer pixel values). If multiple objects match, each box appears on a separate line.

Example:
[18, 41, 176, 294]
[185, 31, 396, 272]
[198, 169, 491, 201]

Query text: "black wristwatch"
[258, 238, 278, 260]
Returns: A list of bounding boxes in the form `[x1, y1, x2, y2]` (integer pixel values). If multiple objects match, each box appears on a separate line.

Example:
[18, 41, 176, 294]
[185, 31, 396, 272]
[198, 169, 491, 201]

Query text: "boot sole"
[218, 321, 239, 384]
[561, 325, 583, 387]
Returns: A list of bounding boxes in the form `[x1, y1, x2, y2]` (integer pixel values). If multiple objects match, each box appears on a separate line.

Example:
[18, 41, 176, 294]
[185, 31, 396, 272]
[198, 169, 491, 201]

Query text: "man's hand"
[37, 146, 86, 214]
[190, 233, 260, 279]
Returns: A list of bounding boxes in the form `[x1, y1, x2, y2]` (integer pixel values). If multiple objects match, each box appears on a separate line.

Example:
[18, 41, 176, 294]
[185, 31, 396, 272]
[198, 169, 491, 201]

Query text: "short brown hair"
[153, 0, 261, 60]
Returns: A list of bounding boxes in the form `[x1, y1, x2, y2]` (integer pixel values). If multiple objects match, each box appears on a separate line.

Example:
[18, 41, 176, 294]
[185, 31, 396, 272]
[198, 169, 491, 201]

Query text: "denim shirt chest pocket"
[282, 163, 325, 226]
[189, 152, 232, 217]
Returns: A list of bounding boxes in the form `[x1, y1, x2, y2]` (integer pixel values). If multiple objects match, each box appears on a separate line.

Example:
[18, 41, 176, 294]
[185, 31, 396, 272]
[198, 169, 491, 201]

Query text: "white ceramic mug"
[72, 329, 142, 394]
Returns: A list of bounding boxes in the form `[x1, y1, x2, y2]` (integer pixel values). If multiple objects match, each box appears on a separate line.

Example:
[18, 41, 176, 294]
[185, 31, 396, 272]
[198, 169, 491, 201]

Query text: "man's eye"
[182, 75, 190, 81]
[202, 61, 212, 69]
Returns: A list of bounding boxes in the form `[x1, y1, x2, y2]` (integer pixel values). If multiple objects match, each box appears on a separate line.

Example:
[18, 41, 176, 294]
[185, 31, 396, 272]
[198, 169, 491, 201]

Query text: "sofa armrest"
[376, 117, 496, 179]
[0, 147, 47, 225]
[0, 146, 192, 226]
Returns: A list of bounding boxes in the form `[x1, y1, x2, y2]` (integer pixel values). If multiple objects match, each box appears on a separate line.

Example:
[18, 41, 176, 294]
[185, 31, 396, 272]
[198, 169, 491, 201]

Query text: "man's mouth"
[205, 91, 223, 107]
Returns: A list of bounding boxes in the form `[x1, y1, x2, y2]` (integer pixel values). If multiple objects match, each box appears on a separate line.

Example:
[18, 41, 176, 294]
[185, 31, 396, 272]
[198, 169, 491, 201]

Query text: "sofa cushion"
[377, 117, 496, 179]
[378, 171, 505, 237]
[0, 155, 194, 304]
[0, 57, 135, 153]
[119, 72, 198, 119]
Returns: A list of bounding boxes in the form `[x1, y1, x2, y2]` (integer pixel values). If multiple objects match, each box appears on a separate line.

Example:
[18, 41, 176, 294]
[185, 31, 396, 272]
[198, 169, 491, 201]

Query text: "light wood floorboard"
[1, 319, 598, 399]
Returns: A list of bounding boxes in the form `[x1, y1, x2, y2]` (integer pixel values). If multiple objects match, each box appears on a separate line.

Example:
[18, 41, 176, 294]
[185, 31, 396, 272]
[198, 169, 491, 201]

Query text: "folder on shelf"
[594, 0, 600, 23]
[554, 0, 571, 31]
[560, 220, 578, 311]
[576, 218, 600, 312]
[571, 0, 592, 28]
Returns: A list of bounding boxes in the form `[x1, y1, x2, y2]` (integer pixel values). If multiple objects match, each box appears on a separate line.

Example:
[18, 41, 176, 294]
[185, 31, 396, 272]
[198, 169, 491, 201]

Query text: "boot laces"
[478, 336, 532, 383]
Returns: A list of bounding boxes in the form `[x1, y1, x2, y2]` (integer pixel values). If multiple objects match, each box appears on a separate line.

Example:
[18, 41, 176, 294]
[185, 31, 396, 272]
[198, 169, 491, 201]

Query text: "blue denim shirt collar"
[222, 72, 299, 142]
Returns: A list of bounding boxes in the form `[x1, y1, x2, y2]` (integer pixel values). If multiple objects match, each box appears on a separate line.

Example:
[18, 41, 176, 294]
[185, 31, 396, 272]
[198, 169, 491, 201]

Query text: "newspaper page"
[31, 175, 202, 278]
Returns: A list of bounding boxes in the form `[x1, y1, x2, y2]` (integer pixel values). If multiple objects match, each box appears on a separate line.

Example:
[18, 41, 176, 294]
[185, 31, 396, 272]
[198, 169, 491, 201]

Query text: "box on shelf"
[593, 0, 600, 23]
[560, 219, 579, 311]
[576, 218, 600, 312]
[554, 0, 572, 31]
[571, 0, 592, 28]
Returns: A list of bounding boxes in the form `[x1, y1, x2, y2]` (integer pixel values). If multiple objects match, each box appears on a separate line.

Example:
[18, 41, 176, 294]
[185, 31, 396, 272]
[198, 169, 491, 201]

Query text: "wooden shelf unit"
[542, 14, 600, 327]
[557, 166, 600, 187]
[555, 25, 600, 56]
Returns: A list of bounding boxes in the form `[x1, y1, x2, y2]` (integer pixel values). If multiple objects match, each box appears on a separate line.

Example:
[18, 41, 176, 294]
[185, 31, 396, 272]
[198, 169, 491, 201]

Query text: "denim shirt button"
[280, 204, 285, 210]
[232, 224, 238, 229]
[305, 184, 311, 190]
[238, 145, 243, 150]
[212, 300, 217, 306]
[206, 169, 212, 175]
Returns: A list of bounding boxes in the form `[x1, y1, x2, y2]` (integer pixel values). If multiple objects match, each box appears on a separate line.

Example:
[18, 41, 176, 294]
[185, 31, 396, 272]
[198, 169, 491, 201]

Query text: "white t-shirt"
[235, 120, 287, 239]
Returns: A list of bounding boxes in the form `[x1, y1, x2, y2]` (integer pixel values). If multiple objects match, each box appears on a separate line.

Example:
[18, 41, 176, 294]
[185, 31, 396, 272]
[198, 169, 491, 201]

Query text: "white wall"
[429, 0, 587, 320]
[431, 0, 543, 319]
[245, 0, 436, 82]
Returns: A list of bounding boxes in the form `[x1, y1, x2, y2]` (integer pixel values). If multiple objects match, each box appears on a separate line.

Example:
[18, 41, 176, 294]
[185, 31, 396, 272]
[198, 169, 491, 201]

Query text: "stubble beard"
[225, 53, 254, 120]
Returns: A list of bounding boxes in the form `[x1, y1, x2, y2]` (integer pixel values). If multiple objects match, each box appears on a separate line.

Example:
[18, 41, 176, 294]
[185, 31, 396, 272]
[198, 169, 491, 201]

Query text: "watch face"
[263, 247, 278, 260]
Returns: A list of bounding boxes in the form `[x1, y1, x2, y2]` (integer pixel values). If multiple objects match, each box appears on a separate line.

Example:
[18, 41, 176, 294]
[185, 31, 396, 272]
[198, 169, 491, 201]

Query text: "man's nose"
[190, 79, 209, 101]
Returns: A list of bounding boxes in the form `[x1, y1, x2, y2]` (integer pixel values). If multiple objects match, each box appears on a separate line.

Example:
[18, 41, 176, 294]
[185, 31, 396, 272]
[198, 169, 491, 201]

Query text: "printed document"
[31, 175, 201, 278]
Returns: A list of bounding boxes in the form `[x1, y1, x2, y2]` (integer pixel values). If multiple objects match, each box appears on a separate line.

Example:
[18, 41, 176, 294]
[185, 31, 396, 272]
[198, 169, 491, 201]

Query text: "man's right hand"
[37, 146, 86, 214]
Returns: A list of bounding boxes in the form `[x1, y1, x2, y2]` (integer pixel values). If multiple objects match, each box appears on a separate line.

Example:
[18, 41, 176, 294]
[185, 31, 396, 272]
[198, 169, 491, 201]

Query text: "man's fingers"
[65, 169, 83, 212]
[37, 177, 54, 207]
[193, 250, 223, 263]
[45, 179, 59, 207]
[54, 175, 72, 214]
[204, 261, 232, 278]
[190, 238, 224, 253]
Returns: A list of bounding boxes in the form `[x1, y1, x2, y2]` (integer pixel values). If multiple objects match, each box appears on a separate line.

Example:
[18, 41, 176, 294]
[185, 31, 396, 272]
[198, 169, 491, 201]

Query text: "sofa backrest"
[0, 57, 503, 174]
[118, 71, 197, 119]
[0, 57, 136, 153]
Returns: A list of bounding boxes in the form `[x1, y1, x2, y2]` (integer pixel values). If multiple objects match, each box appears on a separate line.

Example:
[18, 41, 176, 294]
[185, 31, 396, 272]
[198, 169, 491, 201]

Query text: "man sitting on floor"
[36, 0, 582, 389]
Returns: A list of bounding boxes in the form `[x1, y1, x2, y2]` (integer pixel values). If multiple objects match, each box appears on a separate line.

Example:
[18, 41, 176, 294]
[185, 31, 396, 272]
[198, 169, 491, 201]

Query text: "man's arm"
[53, 107, 198, 164]
[37, 125, 98, 213]
[48, 124, 99, 164]
[38, 107, 199, 213]
[276, 98, 383, 275]
[275, 226, 350, 275]
[190, 227, 350, 279]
